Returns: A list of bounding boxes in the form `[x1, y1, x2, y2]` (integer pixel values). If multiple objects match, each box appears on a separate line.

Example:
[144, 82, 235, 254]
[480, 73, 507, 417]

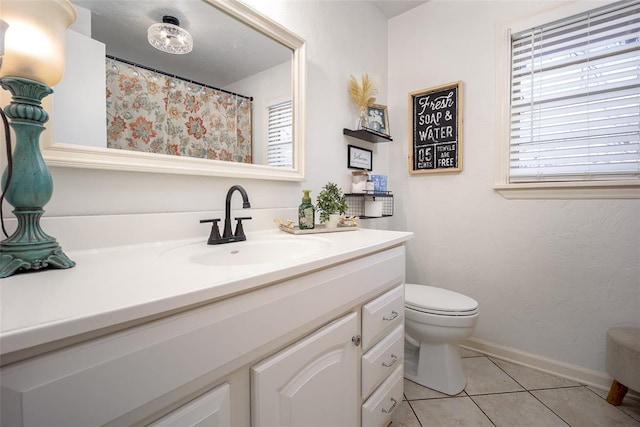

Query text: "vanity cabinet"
[252, 285, 405, 427]
[0, 244, 407, 427]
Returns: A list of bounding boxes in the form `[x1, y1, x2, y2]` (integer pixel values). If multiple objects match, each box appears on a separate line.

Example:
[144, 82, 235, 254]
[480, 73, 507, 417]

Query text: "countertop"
[0, 228, 412, 357]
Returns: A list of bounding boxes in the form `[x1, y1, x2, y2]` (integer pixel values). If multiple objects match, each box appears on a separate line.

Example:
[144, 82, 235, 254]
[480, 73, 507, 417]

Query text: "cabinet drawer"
[362, 325, 404, 400]
[361, 365, 404, 427]
[362, 285, 404, 351]
[150, 383, 230, 427]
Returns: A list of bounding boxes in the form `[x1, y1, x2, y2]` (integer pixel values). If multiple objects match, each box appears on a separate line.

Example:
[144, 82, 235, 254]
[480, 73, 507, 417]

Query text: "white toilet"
[404, 283, 479, 395]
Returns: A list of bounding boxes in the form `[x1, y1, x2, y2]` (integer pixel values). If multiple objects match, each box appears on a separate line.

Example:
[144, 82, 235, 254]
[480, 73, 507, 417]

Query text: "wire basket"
[345, 192, 393, 218]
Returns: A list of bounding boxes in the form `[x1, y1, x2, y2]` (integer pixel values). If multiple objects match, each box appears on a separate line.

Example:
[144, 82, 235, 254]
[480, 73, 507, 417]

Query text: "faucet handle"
[200, 218, 221, 224]
[200, 218, 222, 244]
[234, 216, 252, 240]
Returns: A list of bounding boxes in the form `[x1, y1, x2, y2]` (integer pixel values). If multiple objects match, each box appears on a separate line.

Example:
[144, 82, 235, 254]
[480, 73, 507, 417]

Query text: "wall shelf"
[343, 128, 393, 143]
[345, 192, 394, 218]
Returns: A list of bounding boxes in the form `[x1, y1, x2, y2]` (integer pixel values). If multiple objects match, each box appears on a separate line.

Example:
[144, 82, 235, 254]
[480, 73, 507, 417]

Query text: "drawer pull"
[383, 311, 399, 321]
[382, 354, 398, 368]
[382, 397, 398, 414]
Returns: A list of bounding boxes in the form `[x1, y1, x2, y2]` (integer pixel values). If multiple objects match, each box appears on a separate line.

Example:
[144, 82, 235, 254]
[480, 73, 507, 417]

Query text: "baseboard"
[461, 336, 638, 400]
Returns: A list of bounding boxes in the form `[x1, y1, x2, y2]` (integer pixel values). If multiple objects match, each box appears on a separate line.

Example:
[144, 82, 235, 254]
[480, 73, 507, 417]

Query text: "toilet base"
[404, 339, 466, 395]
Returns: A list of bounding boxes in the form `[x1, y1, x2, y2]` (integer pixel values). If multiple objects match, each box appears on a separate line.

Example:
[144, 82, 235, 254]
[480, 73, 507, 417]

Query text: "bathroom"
[0, 0, 638, 425]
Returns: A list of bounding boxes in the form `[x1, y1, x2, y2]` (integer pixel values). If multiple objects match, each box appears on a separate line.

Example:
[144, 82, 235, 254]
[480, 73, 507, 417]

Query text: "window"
[266, 100, 293, 168]
[496, 0, 640, 198]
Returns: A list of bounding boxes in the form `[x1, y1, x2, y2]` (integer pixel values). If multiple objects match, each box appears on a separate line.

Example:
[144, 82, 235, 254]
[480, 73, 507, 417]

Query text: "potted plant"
[316, 182, 348, 229]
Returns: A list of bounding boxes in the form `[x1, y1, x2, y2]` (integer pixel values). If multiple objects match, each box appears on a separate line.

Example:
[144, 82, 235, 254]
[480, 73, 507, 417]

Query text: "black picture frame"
[366, 104, 390, 136]
[347, 145, 373, 170]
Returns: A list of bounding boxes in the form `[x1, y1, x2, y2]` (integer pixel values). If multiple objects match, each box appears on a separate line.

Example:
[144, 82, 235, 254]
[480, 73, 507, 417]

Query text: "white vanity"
[0, 219, 412, 427]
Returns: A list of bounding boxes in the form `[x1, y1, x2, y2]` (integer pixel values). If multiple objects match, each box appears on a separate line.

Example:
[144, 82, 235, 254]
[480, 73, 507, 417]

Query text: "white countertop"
[0, 228, 412, 357]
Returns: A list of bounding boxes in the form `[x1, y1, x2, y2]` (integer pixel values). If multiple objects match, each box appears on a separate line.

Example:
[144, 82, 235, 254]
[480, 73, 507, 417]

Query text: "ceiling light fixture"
[147, 15, 193, 55]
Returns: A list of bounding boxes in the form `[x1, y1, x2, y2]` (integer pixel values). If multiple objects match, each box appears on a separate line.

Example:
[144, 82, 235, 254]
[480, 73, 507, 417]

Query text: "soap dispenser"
[298, 190, 315, 230]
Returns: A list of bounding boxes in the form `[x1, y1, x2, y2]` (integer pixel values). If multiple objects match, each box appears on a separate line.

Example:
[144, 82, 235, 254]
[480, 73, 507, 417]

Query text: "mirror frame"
[42, 0, 306, 181]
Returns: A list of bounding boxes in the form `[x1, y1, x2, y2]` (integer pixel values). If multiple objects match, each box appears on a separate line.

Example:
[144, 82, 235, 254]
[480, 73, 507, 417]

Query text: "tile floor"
[391, 348, 640, 426]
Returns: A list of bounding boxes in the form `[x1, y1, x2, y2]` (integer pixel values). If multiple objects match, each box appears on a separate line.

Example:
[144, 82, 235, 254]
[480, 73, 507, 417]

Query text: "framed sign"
[409, 81, 463, 174]
[347, 145, 372, 170]
[366, 104, 390, 136]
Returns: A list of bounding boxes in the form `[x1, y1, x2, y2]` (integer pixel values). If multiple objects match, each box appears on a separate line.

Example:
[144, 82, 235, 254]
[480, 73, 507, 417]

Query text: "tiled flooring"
[391, 348, 640, 426]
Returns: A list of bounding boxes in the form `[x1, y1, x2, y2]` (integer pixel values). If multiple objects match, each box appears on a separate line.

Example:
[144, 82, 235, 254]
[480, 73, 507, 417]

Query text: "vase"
[356, 107, 369, 130]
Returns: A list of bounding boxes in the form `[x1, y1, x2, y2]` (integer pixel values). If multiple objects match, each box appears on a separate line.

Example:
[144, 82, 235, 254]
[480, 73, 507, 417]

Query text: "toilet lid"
[405, 284, 479, 316]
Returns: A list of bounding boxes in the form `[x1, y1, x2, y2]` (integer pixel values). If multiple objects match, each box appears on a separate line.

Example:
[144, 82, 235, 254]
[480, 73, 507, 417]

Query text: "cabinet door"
[251, 312, 359, 427]
[150, 383, 230, 427]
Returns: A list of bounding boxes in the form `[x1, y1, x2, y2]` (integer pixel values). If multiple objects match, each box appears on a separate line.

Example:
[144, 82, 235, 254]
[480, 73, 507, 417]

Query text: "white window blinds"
[267, 100, 293, 168]
[509, 0, 640, 183]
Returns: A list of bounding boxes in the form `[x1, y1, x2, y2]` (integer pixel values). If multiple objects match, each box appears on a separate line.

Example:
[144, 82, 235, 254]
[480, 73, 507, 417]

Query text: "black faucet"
[223, 185, 251, 239]
[200, 185, 252, 245]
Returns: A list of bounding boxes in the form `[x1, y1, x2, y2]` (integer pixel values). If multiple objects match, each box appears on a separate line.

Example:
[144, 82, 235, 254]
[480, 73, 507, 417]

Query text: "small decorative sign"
[409, 81, 463, 174]
[347, 145, 373, 170]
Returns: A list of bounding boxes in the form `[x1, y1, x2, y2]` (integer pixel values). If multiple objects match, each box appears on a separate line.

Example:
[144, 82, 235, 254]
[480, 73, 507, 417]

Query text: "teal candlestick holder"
[0, 76, 75, 278]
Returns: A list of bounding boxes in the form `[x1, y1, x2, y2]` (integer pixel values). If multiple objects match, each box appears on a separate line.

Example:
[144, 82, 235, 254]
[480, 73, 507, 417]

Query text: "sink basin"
[161, 236, 332, 266]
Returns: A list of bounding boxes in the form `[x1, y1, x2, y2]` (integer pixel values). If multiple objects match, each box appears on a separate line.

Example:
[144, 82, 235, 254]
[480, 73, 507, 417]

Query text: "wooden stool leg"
[606, 379, 628, 405]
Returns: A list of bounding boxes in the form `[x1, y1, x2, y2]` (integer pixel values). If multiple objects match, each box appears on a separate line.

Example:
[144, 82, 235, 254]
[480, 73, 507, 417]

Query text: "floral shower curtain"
[105, 57, 252, 163]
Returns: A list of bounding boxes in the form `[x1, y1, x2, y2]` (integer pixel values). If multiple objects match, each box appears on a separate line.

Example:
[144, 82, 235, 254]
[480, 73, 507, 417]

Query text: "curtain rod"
[106, 55, 253, 101]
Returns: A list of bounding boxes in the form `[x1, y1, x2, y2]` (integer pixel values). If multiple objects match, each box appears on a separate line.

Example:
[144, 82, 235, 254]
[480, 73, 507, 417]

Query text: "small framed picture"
[366, 104, 390, 136]
[347, 145, 373, 170]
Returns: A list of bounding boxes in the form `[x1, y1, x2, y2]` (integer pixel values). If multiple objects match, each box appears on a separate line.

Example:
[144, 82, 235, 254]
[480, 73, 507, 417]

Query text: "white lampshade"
[0, 18, 8, 59]
[0, 0, 77, 86]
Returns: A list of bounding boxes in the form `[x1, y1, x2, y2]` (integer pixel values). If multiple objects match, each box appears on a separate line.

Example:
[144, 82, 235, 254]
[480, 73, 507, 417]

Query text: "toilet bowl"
[404, 283, 479, 395]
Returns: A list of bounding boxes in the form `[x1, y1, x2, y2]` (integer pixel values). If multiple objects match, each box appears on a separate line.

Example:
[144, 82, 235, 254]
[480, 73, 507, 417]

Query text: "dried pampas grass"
[348, 74, 377, 109]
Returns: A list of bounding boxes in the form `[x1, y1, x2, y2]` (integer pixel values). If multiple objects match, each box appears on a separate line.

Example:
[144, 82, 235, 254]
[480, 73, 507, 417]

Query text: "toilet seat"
[405, 284, 478, 316]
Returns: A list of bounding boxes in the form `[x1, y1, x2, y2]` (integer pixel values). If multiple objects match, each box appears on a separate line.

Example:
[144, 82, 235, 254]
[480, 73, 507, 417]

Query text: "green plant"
[316, 182, 348, 223]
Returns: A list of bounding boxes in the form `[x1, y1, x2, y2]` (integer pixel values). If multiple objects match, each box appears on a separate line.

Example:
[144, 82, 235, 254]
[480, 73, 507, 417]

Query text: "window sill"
[494, 181, 640, 199]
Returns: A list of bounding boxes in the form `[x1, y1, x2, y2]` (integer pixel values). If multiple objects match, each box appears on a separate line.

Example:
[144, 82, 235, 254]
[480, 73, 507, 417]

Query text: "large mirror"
[44, 0, 306, 180]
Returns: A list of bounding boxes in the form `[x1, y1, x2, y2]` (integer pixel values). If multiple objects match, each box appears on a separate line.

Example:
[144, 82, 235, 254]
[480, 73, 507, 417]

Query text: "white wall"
[53, 30, 106, 148]
[387, 0, 640, 374]
[226, 61, 291, 165]
[17, 1, 390, 219]
[54, 6, 106, 147]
